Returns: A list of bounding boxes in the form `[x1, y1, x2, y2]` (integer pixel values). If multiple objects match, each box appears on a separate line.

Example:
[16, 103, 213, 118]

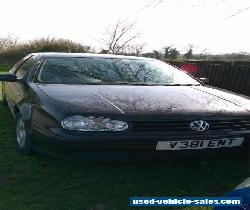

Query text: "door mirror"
[199, 77, 209, 84]
[0, 73, 18, 82]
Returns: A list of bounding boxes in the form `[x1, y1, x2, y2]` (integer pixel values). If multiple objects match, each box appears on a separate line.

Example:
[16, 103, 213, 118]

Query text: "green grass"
[0, 66, 10, 73]
[0, 72, 249, 210]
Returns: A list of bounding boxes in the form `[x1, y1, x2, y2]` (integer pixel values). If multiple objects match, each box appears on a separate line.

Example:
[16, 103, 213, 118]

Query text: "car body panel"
[35, 84, 250, 118]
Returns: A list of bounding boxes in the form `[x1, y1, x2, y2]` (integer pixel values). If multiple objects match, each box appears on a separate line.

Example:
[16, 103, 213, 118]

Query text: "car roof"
[30, 52, 155, 61]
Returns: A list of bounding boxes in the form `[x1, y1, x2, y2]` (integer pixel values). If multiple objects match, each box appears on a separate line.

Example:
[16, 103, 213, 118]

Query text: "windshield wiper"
[162, 84, 200, 86]
[114, 82, 200, 86]
[114, 82, 158, 86]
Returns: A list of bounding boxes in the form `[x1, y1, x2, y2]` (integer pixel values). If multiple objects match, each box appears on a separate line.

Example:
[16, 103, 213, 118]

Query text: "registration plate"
[156, 137, 244, 150]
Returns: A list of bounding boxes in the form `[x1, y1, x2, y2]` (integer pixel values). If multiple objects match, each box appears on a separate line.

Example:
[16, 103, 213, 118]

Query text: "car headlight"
[61, 116, 129, 131]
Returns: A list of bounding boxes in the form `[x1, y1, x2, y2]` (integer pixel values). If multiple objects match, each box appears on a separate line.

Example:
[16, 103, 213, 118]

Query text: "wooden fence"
[168, 60, 250, 97]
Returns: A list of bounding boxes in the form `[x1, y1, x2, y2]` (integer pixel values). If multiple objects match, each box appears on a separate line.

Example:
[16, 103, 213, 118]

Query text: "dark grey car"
[0, 53, 250, 160]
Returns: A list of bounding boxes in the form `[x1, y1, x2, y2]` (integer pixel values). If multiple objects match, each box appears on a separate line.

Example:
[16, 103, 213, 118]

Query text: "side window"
[15, 56, 35, 79]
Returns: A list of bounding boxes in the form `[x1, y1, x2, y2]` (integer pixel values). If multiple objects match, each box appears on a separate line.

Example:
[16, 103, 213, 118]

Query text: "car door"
[5, 56, 36, 116]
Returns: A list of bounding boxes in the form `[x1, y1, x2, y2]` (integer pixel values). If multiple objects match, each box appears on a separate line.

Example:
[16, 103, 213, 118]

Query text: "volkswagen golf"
[0, 53, 250, 160]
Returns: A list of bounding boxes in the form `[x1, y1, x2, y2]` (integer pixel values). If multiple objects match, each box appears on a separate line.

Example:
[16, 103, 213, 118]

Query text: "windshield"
[37, 57, 200, 85]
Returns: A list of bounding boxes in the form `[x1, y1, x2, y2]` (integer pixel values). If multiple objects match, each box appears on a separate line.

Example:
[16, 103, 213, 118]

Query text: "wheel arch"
[14, 103, 32, 121]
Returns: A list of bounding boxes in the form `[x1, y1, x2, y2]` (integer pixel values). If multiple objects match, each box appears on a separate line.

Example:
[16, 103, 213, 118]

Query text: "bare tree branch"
[111, 22, 136, 51]
[115, 32, 141, 53]
[224, 6, 250, 20]
[108, 23, 119, 52]
[101, 20, 141, 54]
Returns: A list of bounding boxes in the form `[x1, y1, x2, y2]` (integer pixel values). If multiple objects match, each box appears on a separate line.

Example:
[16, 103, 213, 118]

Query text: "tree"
[164, 46, 172, 59]
[169, 48, 180, 59]
[0, 35, 18, 51]
[153, 50, 161, 59]
[199, 48, 209, 59]
[164, 46, 180, 59]
[184, 45, 194, 59]
[101, 21, 141, 54]
[99, 49, 109, 54]
[124, 44, 145, 56]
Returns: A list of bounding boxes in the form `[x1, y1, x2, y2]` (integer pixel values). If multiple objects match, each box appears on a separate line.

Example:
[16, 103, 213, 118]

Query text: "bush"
[0, 38, 92, 66]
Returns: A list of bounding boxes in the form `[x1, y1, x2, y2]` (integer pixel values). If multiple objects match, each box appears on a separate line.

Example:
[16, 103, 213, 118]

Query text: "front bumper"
[31, 127, 250, 160]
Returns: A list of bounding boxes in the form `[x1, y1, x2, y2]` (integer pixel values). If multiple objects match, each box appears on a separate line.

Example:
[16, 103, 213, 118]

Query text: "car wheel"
[15, 114, 34, 155]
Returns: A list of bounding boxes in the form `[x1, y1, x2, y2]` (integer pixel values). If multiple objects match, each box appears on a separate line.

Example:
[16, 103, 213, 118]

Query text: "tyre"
[15, 114, 34, 155]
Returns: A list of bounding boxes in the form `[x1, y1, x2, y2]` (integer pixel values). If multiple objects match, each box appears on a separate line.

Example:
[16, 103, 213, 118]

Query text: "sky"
[0, 0, 250, 54]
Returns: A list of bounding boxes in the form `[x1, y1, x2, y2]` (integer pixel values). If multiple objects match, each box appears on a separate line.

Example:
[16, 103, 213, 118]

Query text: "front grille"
[209, 120, 250, 130]
[131, 119, 250, 132]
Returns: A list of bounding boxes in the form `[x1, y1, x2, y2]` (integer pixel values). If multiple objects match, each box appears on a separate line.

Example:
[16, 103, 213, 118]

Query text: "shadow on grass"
[0, 100, 249, 210]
